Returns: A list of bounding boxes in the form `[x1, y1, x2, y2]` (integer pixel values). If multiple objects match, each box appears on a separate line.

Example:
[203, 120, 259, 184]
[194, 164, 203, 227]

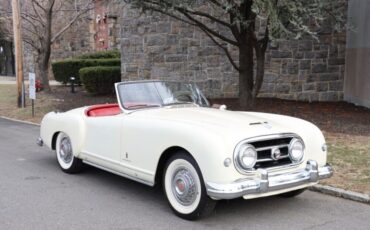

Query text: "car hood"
[132, 106, 314, 143]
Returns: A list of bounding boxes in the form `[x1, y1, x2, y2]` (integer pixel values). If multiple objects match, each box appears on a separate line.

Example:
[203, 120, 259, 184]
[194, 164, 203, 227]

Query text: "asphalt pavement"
[0, 117, 369, 230]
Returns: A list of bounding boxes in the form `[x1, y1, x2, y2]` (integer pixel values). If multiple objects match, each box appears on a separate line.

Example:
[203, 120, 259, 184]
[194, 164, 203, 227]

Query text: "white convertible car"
[38, 80, 333, 219]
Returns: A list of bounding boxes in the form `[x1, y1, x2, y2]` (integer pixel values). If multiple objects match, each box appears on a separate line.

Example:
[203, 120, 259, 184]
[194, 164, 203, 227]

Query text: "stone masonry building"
[0, 0, 122, 75]
[120, 5, 347, 102]
[3, 0, 368, 107]
[51, 0, 121, 60]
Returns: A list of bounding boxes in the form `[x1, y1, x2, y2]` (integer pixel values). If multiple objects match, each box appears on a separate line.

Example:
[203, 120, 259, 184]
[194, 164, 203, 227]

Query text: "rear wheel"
[56, 132, 82, 174]
[279, 188, 306, 198]
[163, 152, 216, 220]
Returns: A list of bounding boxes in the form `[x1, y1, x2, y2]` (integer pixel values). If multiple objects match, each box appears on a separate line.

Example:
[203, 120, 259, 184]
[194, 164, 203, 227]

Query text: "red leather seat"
[85, 104, 121, 117]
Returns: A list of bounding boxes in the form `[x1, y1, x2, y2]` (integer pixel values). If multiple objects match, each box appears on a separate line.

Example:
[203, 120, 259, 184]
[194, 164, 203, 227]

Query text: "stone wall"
[262, 34, 346, 102]
[51, 0, 121, 61]
[120, 9, 239, 98]
[120, 7, 346, 101]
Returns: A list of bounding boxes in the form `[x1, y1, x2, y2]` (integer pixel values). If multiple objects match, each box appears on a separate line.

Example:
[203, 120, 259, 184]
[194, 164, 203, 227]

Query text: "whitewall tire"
[56, 132, 82, 174]
[163, 152, 216, 220]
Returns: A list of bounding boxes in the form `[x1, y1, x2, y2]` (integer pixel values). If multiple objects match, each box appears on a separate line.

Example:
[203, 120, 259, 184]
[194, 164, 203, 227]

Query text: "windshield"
[116, 81, 210, 110]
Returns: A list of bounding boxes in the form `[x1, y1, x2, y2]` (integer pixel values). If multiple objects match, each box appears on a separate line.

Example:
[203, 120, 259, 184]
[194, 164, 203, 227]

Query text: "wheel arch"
[51, 131, 60, 150]
[154, 146, 196, 186]
[50, 129, 84, 156]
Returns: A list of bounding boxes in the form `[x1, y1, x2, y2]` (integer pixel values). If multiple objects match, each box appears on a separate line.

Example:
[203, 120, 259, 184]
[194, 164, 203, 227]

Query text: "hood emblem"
[271, 148, 282, 161]
[249, 121, 272, 129]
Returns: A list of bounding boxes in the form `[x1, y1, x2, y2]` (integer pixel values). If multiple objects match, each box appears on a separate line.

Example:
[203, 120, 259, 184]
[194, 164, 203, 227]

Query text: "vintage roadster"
[38, 80, 333, 219]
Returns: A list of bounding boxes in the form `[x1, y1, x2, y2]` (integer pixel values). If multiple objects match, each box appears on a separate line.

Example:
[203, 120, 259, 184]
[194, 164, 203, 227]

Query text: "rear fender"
[40, 111, 85, 156]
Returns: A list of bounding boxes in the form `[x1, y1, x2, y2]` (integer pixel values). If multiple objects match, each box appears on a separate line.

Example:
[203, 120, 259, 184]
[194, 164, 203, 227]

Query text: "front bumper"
[206, 160, 333, 200]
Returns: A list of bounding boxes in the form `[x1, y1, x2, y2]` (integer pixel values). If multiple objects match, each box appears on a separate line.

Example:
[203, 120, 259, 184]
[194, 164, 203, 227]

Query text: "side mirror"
[219, 104, 227, 110]
[212, 104, 227, 110]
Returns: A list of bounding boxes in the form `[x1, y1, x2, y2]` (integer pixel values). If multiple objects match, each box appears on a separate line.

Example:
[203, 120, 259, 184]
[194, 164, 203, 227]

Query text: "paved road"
[0, 118, 369, 230]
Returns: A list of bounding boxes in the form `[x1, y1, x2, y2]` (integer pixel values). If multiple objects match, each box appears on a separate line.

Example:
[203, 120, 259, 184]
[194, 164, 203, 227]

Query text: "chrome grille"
[250, 136, 293, 169]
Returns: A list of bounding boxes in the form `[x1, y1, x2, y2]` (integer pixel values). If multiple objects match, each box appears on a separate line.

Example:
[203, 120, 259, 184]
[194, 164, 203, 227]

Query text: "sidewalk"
[0, 76, 61, 85]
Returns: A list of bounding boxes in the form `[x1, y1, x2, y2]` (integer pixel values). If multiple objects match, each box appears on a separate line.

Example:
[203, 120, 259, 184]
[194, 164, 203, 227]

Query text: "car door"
[118, 114, 158, 185]
[82, 115, 123, 168]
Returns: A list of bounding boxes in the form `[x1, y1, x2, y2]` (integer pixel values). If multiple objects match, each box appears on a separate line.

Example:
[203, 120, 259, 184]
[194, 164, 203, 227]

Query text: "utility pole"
[11, 0, 25, 108]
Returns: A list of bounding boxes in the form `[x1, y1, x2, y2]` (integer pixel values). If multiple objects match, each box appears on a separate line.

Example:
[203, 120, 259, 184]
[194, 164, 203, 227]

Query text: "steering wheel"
[173, 91, 194, 103]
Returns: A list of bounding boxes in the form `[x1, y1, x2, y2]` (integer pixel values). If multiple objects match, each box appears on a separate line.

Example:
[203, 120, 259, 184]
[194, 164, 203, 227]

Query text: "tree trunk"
[36, 54, 51, 92]
[37, 1, 54, 92]
[238, 40, 255, 110]
[253, 46, 266, 97]
[253, 28, 269, 97]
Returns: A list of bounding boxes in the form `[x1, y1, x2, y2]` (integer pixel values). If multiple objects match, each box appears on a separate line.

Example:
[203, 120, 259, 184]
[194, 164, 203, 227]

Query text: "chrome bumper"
[206, 160, 333, 200]
[37, 137, 43, 147]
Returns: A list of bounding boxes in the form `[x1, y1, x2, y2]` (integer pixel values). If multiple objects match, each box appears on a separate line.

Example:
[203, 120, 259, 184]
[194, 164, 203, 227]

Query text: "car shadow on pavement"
[77, 163, 313, 220]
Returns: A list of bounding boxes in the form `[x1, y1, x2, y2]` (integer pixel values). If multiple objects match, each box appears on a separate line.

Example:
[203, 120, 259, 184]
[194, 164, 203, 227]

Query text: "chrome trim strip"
[240, 133, 296, 143]
[256, 158, 274, 163]
[256, 155, 289, 163]
[83, 160, 154, 186]
[255, 144, 289, 152]
[81, 151, 154, 176]
[115, 82, 130, 114]
[206, 160, 333, 200]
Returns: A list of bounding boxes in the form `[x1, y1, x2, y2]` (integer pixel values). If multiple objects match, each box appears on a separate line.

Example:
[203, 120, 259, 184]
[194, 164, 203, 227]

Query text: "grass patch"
[0, 85, 57, 123]
[322, 132, 370, 195]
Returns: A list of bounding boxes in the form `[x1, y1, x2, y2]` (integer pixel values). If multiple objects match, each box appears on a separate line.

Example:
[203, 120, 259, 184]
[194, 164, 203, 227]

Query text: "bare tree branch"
[179, 10, 238, 46]
[51, 1, 93, 43]
[201, 28, 240, 72]
[23, 37, 39, 51]
[141, 0, 238, 46]
[31, 0, 46, 27]
[146, 7, 196, 26]
[31, 0, 47, 12]
[21, 14, 42, 36]
[180, 9, 232, 29]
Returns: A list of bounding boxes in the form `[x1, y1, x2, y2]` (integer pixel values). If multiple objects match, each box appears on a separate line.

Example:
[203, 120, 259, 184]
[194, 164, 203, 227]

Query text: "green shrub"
[79, 66, 121, 95]
[77, 50, 120, 59]
[52, 58, 121, 84]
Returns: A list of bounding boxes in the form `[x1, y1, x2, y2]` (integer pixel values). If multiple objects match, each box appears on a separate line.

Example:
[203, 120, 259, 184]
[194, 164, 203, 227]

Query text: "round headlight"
[237, 144, 257, 169]
[289, 138, 304, 162]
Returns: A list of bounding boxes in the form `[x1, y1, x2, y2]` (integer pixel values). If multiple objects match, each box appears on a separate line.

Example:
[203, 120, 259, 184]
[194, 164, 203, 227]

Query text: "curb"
[310, 184, 370, 205]
[0, 116, 40, 126]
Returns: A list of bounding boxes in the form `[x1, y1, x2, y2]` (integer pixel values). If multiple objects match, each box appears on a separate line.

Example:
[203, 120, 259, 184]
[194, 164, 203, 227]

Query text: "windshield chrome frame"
[115, 80, 206, 114]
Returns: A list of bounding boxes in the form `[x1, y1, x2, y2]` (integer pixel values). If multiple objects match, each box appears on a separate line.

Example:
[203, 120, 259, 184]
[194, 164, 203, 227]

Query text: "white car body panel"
[40, 105, 328, 191]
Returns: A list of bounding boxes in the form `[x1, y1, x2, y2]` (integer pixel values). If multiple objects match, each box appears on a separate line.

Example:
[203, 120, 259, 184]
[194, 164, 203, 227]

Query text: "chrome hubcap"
[171, 168, 198, 206]
[59, 137, 72, 164]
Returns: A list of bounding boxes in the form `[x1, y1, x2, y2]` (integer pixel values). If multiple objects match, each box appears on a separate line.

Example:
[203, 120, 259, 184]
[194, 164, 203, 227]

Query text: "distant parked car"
[38, 80, 333, 220]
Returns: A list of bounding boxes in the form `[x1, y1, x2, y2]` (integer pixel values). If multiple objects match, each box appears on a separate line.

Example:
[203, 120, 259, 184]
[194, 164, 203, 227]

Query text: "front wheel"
[56, 132, 82, 174]
[163, 152, 216, 220]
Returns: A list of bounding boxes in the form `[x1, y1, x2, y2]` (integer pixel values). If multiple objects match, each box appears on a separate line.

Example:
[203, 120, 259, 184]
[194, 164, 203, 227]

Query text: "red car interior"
[85, 102, 161, 117]
[85, 104, 121, 117]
